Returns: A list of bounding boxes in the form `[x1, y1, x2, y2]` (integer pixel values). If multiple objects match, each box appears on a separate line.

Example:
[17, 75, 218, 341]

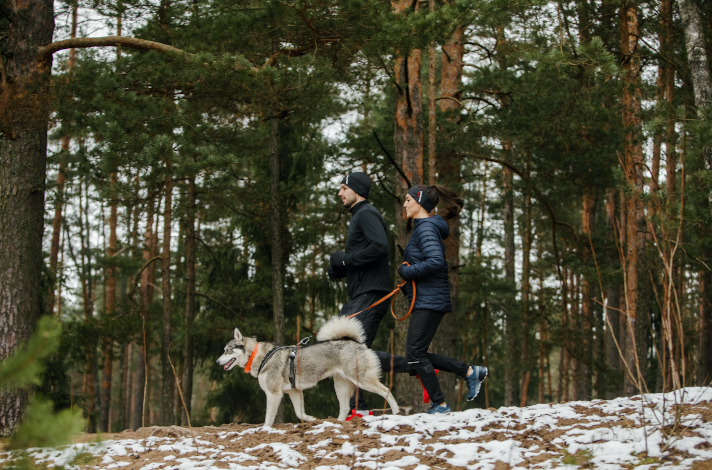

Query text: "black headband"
[407, 186, 437, 212]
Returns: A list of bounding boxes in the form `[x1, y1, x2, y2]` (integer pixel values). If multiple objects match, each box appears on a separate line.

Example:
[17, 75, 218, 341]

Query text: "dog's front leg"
[264, 392, 284, 427]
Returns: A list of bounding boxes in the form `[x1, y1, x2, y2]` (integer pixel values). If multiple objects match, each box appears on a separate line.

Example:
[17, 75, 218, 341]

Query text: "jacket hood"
[414, 215, 450, 240]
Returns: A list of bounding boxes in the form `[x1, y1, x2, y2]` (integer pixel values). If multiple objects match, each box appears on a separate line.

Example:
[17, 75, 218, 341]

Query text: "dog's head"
[216, 328, 253, 371]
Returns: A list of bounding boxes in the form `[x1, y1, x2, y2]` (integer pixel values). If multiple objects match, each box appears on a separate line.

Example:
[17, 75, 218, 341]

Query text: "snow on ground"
[2, 387, 711, 469]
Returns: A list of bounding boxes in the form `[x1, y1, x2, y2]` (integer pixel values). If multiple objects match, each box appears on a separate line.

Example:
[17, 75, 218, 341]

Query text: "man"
[328, 172, 390, 419]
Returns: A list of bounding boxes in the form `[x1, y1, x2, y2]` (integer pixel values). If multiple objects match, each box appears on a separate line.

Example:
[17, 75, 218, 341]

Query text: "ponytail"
[422, 184, 464, 221]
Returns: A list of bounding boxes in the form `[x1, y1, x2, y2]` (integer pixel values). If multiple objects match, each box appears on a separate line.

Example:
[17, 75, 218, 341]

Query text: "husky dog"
[216, 316, 400, 426]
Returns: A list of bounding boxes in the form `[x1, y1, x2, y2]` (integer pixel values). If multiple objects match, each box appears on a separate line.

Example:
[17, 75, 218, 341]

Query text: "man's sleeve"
[344, 211, 389, 266]
[399, 225, 445, 280]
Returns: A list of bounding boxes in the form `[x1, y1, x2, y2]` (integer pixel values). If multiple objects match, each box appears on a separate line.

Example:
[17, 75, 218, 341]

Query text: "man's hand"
[397, 264, 407, 279]
[327, 264, 338, 280]
[330, 251, 347, 266]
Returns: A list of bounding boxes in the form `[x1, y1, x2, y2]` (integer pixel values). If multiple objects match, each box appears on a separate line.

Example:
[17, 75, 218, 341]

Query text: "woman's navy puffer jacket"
[399, 215, 452, 313]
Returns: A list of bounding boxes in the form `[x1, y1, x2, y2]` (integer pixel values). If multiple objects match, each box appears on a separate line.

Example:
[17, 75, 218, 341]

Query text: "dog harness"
[247, 338, 359, 389]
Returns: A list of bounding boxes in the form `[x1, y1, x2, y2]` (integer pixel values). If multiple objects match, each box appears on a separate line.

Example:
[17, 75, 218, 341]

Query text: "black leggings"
[382, 309, 463, 405]
[375, 350, 468, 377]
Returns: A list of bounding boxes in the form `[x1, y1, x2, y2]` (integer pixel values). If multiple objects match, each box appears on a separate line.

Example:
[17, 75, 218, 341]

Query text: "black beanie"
[341, 172, 371, 198]
[407, 185, 437, 212]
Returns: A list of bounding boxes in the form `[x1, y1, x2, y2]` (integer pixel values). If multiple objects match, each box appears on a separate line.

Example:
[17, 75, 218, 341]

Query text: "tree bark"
[0, 0, 54, 435]
[678, 0, 712, 211]
[161, 169, 174, 425]
[620, 3, 646, 396]
[269, 118, 285, 348]
[604, 188, 622, 398]
[427, 0, 437, 185]
[392, 0, 424, 412]
[502, 141, 519, 406]
[678, 0, 712, 114]
[47, 5, 77, 316]
[578, 190, 595, 399]
[537, 240, 546, 403]
[182, 175, 196, 426]
[432, 23, 464, 401]
[570, 272, 580, 400]
[99, 174, 118, 432]
[699, 269, 712, 385]
[520, 152, 532, 405]
[133, 196, 156, 430]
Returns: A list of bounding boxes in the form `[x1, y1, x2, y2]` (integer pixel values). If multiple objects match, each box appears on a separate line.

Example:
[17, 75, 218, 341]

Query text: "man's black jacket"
[332, 200, 390, 299]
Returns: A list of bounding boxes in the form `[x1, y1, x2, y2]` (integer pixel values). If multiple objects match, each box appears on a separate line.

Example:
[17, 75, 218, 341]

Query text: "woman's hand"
[397, 264, 407, 279]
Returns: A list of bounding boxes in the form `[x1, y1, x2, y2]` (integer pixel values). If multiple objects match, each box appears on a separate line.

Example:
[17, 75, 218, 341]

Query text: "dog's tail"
[316, 316, 366, 343]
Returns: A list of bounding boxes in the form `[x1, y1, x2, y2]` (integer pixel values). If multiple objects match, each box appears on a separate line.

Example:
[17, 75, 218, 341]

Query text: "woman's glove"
[397, 264, 407, 279]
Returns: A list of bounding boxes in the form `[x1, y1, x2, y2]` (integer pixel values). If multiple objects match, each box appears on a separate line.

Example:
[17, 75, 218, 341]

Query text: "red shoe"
[345, 409, 373, 421]
[419, 370, 440, 404]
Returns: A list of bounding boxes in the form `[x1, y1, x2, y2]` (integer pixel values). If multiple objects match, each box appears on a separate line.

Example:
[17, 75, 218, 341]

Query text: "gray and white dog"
[216, 316, 399, 426]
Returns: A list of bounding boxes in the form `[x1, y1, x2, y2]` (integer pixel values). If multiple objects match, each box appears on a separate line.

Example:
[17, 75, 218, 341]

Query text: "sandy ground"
[4, 388, 712, 469]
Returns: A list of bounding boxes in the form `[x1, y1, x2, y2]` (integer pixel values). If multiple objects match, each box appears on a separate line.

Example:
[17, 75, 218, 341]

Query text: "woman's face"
[403, 194, 423, 218]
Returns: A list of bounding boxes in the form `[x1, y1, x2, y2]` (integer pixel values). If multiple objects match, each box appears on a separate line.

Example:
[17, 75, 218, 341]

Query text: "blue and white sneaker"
[427, 403, 451, 414]
[465, 366, 488, 401]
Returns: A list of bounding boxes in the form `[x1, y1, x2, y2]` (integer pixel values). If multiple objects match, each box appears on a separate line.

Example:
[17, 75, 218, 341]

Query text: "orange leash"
[347, 262, 416, 322]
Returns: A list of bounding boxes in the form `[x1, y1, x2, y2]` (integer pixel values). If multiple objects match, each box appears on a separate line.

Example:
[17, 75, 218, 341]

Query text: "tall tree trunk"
[393, 0, 424, 411]
[99, 174, 118, 432]
[476, 162, 488, 258]
[427, 0, 437, 185]
[77, 181, 97, 432]
[270, 118, 284, 348]
[520, 151, 532, 405]
[537, 239, 546, 403]
[0, 0, 53, 435]
[161, 169, 174, 425]
[604, 188, 622, 399]
[502, 141, 519, 406]
[269, 116, 285, 424]
[432, 23, 464, 402]
[578, 190, 595, 399]
[121, 343, 132, 430]
[570, 273, 580, 400]
[559, 268, 570, 402]
[678, 0, 712, 216]
[182, 175, 196, 426]
[620, 3, 646, 396]
[678, 0, 712, 115]
[699, 270, 712, 384]
[47, 5, 77, 316]
[133, 196, 156, 430]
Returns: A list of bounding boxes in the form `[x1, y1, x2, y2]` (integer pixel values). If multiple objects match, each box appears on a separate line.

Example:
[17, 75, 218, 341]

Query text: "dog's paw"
[392, 408, 400, 415]
[303, 415, 317, 422]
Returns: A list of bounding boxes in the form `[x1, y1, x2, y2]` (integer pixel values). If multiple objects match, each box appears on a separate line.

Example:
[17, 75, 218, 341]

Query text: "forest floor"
[3, 387, 712, 469]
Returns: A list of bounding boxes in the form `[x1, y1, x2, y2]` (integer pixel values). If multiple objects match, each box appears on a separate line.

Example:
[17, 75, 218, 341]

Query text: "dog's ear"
[234, 328, 243, 342]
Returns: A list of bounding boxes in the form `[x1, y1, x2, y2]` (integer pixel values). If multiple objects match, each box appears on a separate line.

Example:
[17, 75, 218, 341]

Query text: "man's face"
[338, 184, 359, 208]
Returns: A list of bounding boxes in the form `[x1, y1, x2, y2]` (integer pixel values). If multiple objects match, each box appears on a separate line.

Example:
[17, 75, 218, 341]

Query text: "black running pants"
[374, 351, 469, 377]
[404, 309, 447, 406]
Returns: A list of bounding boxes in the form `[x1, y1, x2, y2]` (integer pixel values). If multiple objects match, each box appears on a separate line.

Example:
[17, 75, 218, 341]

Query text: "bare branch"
[372, 130, 411, 188]
[37, 36, 185, 59]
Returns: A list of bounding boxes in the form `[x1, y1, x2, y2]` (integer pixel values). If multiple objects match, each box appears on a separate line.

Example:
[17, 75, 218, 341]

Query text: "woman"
[396, 184, 488, 414]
